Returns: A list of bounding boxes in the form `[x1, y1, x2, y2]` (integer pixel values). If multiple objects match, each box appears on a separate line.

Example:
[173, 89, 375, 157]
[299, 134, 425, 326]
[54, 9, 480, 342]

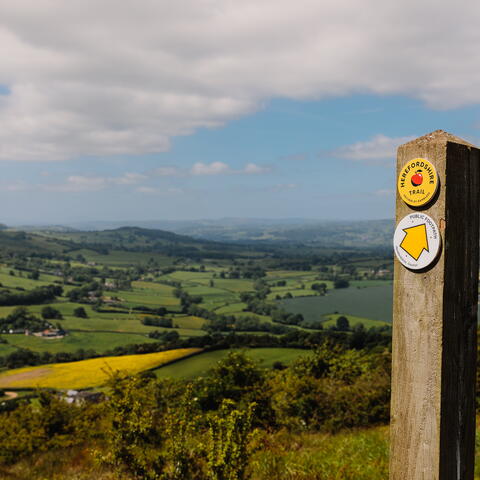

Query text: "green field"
[173, 315, 206, 330]
[0, 270, 60, 290]
[215, 302, 247, 314]
[0, 244, 397, 366]
[279, 283, 393, 323]
[0, 342, 18, 356]
[71, 249, 173, 267]
[322, 314, 389, 329]
[154, 348, 310, 379]
[2, 331, 157, 354]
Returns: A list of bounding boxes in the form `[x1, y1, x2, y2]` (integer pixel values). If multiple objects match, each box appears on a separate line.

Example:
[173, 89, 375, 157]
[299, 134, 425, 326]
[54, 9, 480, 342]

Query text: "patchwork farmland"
[0, 227, 393, 394]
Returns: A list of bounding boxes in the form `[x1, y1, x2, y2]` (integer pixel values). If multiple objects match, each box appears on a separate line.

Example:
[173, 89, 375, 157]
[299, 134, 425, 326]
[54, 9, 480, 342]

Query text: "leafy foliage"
[100, 373, 164, 479]
[0, 285, 62, 307]
[207, 400, 257, 480]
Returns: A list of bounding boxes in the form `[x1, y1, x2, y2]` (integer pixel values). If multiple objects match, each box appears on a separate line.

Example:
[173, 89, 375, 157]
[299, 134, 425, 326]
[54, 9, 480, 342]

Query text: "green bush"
[207, 400, 257, 480]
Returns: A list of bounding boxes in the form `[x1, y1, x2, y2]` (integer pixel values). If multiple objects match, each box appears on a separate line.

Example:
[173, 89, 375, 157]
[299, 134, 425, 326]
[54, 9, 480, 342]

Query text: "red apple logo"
[411, 170, 423, 187]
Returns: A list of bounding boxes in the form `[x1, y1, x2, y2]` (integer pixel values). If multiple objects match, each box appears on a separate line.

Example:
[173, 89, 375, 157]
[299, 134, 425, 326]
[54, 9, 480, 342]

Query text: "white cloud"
[189, 161, 269, 176]
[1, 1, 480, 161]
[6, 160, 270, 195]
[332, 135, 415, 162]
[243, 163, 271, 174]
[191, 161, 230, 176]
[112, 172, 147, 185]
[43, 172, 145, 191]
[43, 175, 107, 192]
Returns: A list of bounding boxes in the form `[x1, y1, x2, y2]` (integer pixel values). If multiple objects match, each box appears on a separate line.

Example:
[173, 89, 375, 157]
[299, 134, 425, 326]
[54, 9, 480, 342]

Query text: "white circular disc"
[393, 213, 441, 270]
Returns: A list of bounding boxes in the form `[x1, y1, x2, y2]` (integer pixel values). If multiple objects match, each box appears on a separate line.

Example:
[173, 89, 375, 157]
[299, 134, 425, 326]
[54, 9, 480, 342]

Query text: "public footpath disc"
[397, 158, 439, 207]
[393, 213, 441, 270]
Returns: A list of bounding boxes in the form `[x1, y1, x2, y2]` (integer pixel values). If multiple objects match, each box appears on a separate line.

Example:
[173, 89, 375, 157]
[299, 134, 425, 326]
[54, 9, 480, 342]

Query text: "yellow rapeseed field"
[0, 348, 202, 390]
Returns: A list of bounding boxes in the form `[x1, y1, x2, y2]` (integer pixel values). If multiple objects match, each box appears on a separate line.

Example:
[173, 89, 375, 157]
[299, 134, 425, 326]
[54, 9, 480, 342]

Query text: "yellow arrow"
[400, 224, 429, 261]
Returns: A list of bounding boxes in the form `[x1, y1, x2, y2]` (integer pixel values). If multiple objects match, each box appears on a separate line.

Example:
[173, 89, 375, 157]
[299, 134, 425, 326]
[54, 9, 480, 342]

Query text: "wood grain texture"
[390, 131, 479, 480]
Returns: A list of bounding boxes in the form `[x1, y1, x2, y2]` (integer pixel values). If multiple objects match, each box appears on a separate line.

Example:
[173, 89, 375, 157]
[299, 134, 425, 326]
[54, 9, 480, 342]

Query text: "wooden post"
[390, 130, 480, 479]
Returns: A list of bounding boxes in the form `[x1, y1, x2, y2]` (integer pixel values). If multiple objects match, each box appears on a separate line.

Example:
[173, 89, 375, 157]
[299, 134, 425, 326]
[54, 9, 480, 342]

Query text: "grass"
[0, 271, 58, 290]
[60, 316, 159, 333]
[154, 348, 310, 379]
[114, 289, 180, 307]
[127, 281, 180, 306]
[251, 427, 389, 480]
[173, 315, 206, 329]
[0, 342, 18, 356]
[215, 302, 248, 314]
[74, 249, 173, 267]
[0, 348, 202, 389]
[5, 418, 480, 479]
[322, 314, 390, 329]
[0, 301, 203, 338]
[4, 331, 158, 354]
[279, 283, 393, 323]
[0, 268, 396, 365]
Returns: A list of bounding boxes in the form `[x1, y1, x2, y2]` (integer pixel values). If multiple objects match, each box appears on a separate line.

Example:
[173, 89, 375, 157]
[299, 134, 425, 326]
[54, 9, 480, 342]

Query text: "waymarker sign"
[393, 213, 441, 270]
[397, 157, 438, 207]
[390, 130, 479, 480]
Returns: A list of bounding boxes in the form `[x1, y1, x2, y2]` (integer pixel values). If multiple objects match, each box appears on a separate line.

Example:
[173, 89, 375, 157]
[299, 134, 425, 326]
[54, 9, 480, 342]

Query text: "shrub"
[333, 279, 349, 289]
[100, 373, 164, 479]
[41, 306, 63, 320]
[336, 316, 350, 331]
[207, 400, 257, 480]
[73, 307, 88, 318]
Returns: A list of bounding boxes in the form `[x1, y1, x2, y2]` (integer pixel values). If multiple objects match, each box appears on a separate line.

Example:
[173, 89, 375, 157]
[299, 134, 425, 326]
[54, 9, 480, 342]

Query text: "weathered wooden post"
[390, 130, 480, 479]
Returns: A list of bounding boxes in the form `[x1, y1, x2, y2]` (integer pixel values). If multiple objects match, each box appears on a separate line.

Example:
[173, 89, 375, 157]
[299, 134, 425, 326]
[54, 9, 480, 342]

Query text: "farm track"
[3, 391, 18, 401]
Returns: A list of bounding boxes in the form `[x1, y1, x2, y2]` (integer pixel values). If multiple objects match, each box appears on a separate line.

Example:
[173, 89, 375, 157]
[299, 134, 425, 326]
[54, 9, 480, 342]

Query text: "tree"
[73, 307, 88, 318]
[336, 316, 350, 331]
[311, 282, 327, 295]
[29, 271, 40, 280]
[198, 352, 265, 410]
[334, 279, 350, 289]
[41, 306, 63, 320]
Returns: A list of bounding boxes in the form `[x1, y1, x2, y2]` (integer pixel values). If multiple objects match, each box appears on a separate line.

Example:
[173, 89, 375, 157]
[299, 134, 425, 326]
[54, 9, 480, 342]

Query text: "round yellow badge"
[397, 158, 439, 207]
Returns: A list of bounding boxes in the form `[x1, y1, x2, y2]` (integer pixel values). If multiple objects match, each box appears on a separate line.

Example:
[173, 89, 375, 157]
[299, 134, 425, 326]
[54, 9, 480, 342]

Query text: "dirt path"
[2, 391, 18, 400]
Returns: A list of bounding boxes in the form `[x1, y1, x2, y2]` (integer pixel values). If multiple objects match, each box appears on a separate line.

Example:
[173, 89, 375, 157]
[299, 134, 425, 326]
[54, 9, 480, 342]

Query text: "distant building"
[64, 390, 103, 404]
[33, 328, 66, 338]
[376, 269, 391, 278]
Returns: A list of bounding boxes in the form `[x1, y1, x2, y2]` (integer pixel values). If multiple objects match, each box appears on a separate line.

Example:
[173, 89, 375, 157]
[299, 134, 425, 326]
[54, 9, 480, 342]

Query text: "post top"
[400, 130, 476, 149]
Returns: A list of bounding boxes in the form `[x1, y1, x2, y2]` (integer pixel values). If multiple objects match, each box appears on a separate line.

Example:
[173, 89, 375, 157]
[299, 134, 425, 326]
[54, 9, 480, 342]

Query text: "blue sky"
[1, 2, 480, 225]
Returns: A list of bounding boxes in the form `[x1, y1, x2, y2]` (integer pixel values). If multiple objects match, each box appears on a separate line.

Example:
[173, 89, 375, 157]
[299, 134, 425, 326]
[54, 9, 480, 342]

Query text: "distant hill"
[8, 226, 264, 260]
[0, 230, 70, 255]
[19, 218, 394, 249]
[13, 225, 79, 233]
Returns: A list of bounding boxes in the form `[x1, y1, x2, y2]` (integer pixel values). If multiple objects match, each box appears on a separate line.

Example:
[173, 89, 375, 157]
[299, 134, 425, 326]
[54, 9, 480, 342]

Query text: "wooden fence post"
[390, 130, 480, 479]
